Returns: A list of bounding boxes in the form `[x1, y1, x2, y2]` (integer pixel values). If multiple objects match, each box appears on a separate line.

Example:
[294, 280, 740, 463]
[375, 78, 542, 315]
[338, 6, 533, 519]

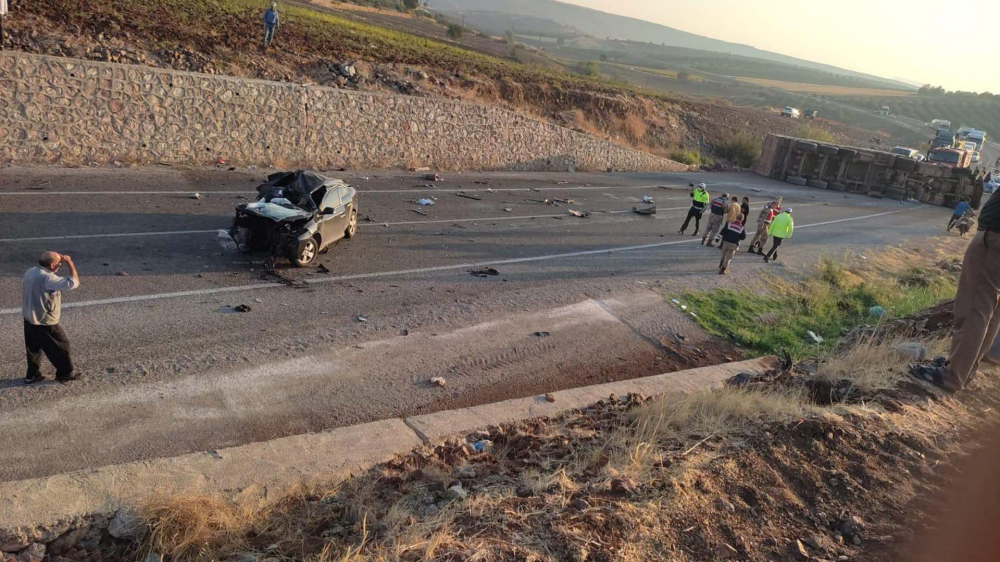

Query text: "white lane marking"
[0, 209, 905, 315]
[0, 229, 220, 243]
[0, 184, 678, 196]
[0, 203, 825, 242]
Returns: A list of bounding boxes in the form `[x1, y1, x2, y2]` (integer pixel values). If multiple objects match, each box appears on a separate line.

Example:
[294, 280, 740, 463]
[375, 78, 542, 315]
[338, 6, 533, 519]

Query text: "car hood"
[242, 200, 313, 222]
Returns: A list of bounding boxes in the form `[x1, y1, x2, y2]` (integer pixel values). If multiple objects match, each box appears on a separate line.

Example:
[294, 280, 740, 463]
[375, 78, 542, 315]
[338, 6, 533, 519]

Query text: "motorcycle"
[957, 211, 976, 237]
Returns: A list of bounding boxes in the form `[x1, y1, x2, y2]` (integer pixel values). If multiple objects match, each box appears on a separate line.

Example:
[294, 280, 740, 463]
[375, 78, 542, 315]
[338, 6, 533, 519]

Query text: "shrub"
[670, 149, 702, 166]
[446, 24, 464, 40]
[797, 124, 836, 143]
[576, 61, 600, 77]
[713, 133, 762, 168]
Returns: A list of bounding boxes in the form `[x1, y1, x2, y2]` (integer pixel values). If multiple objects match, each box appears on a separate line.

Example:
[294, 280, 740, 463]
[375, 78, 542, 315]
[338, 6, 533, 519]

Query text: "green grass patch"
[681, 257, 957, 359]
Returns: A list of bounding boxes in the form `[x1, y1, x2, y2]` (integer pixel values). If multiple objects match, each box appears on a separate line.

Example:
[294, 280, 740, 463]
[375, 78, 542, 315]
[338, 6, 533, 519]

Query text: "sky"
[559, 0, 1000, 93]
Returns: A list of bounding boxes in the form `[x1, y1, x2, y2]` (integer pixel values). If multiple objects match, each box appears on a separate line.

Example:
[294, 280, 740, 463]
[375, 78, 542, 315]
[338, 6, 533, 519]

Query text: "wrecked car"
[230, 170, 358, 268]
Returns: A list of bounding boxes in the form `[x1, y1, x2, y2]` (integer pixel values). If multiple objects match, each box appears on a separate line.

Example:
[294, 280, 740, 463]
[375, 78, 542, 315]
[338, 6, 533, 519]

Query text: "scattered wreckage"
[230, 171, 358, 268]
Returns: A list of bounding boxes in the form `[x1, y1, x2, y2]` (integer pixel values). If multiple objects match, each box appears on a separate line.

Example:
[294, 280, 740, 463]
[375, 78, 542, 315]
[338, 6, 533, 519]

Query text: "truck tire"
[786, 176, 808, 186]
[893, 157, 917, 172]
[828, 182, 846, 192]
[817, 145, 839, 156]
[838, 149, 858, 159]
[885, 187, 907, 200]
[795, 141, 818, 153]
[807, 179, 829, 189]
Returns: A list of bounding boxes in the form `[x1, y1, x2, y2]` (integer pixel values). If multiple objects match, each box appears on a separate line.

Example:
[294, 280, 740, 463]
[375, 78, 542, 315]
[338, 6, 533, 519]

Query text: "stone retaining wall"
[0, 53, 686, 172]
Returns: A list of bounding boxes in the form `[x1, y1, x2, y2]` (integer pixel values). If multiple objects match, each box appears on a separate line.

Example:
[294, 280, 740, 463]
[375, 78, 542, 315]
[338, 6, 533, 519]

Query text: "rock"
[443, 484, 467, 502]
[16, 544, 44, 562]
[795, 539, 810, 559]
[76, 525, 103, 551]
[715, 543, 739, 560]
[714, 497, 736, 513]
[895, 342, 927, 361]
[431, 377, 447, 388]
[515, 486, 534, 498]
[0, 541, 28, 555]
[544, 392, 555, 403]
[569, 498, 590, 511]
[107, 510, 141, 539]
[803, 535, 823, 550]
[838, 515, 864, 540]
[452, 465, 476, 479]
[49, 526, 90, 555]
[610, 478, 636, 496]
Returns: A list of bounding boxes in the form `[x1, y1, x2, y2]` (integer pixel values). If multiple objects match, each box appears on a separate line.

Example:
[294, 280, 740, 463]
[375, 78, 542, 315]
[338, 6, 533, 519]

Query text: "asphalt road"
[0, 166, 961, 482]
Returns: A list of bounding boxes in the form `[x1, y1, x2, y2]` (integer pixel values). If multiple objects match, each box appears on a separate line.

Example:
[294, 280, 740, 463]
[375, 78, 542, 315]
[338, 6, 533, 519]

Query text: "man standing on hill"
[913, 189, 1000, 392]
[702, 192, 729, 247]
[22, 252, 81, 384]
[678, 183, 710, 236]
[262, 3, 280, 48]
[749, 197, 782, 254]
[763, 208, 793, 263]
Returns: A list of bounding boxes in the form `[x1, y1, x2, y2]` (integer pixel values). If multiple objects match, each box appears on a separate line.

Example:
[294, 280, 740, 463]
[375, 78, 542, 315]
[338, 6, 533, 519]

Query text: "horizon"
[557, 0, 1000, 93]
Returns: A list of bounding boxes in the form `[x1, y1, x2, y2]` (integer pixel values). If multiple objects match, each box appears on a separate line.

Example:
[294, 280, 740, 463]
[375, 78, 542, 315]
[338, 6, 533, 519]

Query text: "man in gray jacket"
[22, 251, 80, 384]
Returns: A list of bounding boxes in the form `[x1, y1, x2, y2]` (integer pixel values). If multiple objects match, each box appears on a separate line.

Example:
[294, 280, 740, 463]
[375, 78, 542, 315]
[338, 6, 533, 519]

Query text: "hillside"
[428, 0, 914, 91]
[2, 0, 887, 163]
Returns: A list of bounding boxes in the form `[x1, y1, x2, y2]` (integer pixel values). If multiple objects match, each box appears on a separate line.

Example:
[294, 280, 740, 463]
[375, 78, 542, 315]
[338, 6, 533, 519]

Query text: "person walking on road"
[740, 197, 751, 226]
[262, 3, 280, 47]
[678, 183, 710, 236]
[913, 188, 1000, 392]
[749, 197, 782, 254]
[948, 197, 973, 232]
[22, 252, 81, 384]
[763, 208, 794, 263]
[718, 214, 747, 275]
[702, 192, 729, 247]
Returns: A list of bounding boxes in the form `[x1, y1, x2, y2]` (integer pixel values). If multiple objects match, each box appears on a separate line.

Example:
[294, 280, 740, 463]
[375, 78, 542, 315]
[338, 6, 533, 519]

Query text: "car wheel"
[293, 237, 319, 268]
[345, 210, 358, 238]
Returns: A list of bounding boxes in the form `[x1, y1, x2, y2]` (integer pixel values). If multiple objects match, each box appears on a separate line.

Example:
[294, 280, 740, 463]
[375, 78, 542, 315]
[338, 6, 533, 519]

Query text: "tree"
[402, 0, 420, 10]
[446, 24, 464, 40]
[576, 61, 599, 77]
[599, 53, 608, 62]
[505, 30, 516, 44]
[677, 71, 690, 82]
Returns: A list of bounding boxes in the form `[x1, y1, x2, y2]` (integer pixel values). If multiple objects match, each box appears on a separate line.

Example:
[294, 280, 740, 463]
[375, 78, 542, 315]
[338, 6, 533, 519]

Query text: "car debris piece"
[423, 173, 441, 182]
[533, 331, 551, 338]
[232, 304, 252, 313]
[642, 195, 654, 203]
[807, 330, 824, 343]
[503, 207, 513, 212]
[357, 314, 368, 323]
[317, 264, 331, 274]
[455, 193, 482, 201]
[416, 198, 435, 206]
[229, 171, 359, 269]
[632, 204, 657, 215]
[568, 210, 590, 218]
[556, 180, 569, 184]
[469, 267, 500, 278]
[431, 377, 447, 387]
[412, 209, 427, 216]
[554, 198, 575, 204]
[191, 193, 201, 200]
[116, 271, 129, 276]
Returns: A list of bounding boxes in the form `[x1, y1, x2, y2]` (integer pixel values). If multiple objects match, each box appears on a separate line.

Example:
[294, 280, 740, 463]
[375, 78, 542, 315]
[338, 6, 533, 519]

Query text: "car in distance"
[230, 170, 359, 268]
[781, 107, 800, 118]
[890, 147, 921, 159]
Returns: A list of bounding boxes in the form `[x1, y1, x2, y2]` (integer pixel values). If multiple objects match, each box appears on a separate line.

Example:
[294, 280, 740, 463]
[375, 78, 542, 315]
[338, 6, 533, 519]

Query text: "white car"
[781, 107, 800, 119]
[973, 151, 981, 163]
[987, 175, 1000, 194]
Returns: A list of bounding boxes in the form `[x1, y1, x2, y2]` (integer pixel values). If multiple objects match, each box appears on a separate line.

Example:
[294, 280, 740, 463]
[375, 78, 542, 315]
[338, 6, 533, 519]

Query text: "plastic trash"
[642, 195, 654, 203]
[431, 377, 447, 387]
[869, 305, 885, 318]
[807, 330, 824, 343]
[417, 199, 435, 206]
[473, 439, 492, 452]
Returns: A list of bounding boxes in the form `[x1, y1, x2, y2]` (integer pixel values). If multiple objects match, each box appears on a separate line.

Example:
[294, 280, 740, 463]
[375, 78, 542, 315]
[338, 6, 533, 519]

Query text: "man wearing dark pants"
[763, 208, 794, 263]
[915, 189, 1000, 391]
[22, 251, 80, 384]
[679, 183, 710, 236]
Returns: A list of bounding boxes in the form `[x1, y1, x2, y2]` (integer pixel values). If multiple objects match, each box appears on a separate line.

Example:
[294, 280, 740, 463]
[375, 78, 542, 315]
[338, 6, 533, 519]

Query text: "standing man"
[739, 197, 751, 226]
[718, 214, 747, 275]
[913, 188, 1000, 392]
[678, 183, 710, 236]
[262, 2, 280, 48]
[763, 208, 793, 263]
[22, 252, 80, 384]
[702, 192, 729, 247]
[749, 197, 782, 254]
[948, 197, 973, 232]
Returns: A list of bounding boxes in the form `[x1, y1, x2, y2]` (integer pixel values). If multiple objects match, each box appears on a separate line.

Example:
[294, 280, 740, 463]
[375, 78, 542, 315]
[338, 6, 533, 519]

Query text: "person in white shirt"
[22, 251, 80, 384]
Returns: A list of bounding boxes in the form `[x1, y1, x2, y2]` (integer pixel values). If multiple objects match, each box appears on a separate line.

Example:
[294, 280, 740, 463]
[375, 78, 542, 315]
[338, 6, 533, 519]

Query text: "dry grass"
[140, 495, 264, 561]
[736, 77, 916, 97]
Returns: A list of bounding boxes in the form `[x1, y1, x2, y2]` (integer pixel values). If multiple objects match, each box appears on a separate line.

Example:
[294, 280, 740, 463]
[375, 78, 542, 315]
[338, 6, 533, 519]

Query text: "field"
[736, 77, 917, 98]
[833, 95, 1000, 138]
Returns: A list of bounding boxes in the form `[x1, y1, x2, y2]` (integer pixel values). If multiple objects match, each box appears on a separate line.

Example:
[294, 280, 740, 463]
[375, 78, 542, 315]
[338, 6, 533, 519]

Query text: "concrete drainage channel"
[0, 357, 773, 557]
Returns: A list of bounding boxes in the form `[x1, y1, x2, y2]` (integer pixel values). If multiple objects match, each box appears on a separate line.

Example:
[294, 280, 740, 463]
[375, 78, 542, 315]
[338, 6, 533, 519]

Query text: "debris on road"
[632, 204, 656, 215]
[455, 193, 482, 201]
[430, 377, 447, 387]
[191, 193, 201, 200]
[116, 271, 129, 276]
[317, 264, 331, 274]
[503, 208, 513, 213]
[416, 198, 435, 206]
[423, 173, 441, 182]
[556, 180, 569, 184]
[642, 195, 654, 203]
[412, 209, 428, 216]
[232, 304, 251, 313]
[568, 210, 591, 218]
[357, 314, 369, 323]
[532, 331, 551, 338]
[554, 198, 575, 204]
[469, 267, 500, 278]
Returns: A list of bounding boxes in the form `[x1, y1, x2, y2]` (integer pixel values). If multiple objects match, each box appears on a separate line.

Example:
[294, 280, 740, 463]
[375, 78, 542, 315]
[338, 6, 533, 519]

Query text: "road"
[0, 166, 958, 482]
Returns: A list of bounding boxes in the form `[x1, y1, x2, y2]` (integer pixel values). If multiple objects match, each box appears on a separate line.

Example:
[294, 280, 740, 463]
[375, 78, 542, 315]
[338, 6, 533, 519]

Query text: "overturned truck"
[755, 135, 983, 209]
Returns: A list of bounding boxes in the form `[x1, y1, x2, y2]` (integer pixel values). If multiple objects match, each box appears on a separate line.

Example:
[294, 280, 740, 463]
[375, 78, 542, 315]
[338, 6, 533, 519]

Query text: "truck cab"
[927, 147, 972, 169]
[932, 129, 956, 150]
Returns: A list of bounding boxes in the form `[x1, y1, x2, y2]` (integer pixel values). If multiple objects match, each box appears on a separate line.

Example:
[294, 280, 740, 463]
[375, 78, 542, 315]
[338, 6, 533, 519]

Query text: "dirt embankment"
[3, 0, 882, 160]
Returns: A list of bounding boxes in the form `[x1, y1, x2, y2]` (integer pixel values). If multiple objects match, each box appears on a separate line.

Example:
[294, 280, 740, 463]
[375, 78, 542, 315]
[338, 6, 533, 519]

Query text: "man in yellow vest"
[678, 183, 710, 236]
[763, 208, 793, 263]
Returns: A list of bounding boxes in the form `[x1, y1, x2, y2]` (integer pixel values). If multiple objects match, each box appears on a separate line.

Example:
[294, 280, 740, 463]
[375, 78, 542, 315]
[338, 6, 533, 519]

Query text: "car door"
[318, 189, 349, 247]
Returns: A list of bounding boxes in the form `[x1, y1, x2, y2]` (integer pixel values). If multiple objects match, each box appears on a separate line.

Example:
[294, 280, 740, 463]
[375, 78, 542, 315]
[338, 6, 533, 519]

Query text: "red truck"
[927, 147, 972, 169]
